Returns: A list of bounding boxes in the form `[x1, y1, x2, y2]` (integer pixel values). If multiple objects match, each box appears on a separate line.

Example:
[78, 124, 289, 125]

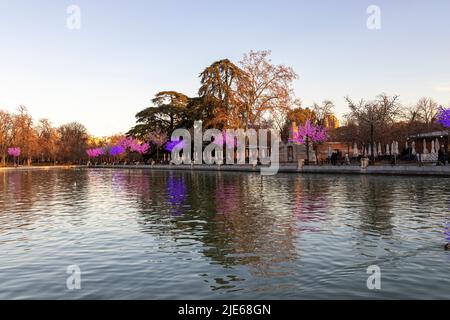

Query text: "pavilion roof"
[410, 131, 449, 139]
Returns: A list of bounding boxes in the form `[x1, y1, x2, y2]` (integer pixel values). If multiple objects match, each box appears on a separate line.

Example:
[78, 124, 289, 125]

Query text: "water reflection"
[292, 177, 328, 232]
[215, 180, 239, 216]
[1, 169, 450, 299]
[166, 174, 187, 216]
[0, 170, 88, 232]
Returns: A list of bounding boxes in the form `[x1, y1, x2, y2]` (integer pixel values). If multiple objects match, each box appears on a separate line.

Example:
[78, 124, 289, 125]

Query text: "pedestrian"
[438, 145, 446, 166]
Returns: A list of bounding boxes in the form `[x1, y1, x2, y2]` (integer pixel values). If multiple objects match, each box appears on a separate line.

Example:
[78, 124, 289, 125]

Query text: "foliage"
[436, 107, 450, 128]
[291, 120, 328, 144]
[86, 148, 105, 158]
[8, 147, 21, 157]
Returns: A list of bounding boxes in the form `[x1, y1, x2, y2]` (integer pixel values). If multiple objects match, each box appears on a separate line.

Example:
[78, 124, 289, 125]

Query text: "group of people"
[329, 150, 351, 166]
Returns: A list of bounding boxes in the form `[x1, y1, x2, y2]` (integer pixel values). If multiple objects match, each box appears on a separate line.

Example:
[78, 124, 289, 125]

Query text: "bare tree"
[416, 97, 438, 126]
[237, 50, 298, 129]
[345, 94, 401, 162]
[312, 100, 335, 127]
[36, 119, 59, 163]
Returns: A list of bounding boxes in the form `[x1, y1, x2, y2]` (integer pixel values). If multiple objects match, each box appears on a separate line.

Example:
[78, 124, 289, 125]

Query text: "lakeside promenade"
[89, 163, 450, 176]
[2, 163, 450, 176]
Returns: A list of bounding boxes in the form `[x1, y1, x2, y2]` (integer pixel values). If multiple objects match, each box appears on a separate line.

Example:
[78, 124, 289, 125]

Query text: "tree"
[291, 120, 328, 165]
[146, 130, 168, 160]
[36, 119, 58, 163]
[330, 118, 359, 155]
[198, 59, 246, 128]
[129, 91, 190, 138]
[237, 50, 298, 129]
[0, 110, 13, 166]
[57, 122, 89, 163]
[416, 97, 438, 127]
[280, 104, 317, 141]
[345, 94, 401, 162]
[11, 106, 36, 165]
[436, 106, 450, 150]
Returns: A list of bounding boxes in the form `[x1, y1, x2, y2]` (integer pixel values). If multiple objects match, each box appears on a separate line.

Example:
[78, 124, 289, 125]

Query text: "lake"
[0, 168, 449, 299]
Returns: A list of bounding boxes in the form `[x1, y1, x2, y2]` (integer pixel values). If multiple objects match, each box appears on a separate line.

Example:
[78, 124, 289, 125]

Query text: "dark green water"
[0, 168, 449, 299]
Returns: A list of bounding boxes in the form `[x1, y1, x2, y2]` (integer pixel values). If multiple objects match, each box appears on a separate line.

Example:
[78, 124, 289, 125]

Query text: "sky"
[0, 0, 449, 136]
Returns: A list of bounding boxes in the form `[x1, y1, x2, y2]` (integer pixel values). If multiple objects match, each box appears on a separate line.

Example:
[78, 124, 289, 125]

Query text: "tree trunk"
[370, 123, 374, 164]
[306, 136, 310, 165]
[314, 144, 318, 165]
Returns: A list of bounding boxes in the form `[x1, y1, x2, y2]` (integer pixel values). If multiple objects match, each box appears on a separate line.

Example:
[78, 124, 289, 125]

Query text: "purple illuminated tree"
[436, 107, 450, 128]
[136, 143, 150, 155]
[109, 145, 125, 157]
[86, 148, 104, 158]
[8, 147, 21, 166]
[165, 139, 185, 152]
[291, 120, 328, 165]
[436, 106, 450, 150]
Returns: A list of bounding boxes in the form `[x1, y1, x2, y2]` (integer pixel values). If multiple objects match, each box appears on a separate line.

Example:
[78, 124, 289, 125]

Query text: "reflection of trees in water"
[0, 169, 89, 234]
[201, 174, 298, 277]
[54, 169, 90, 227]
[345, 176, 396, 236]
[0, 171, 38, 234]
[291, 176, 329, 232]
[133, 172, 298, 278]
[110, 170, 151, 195]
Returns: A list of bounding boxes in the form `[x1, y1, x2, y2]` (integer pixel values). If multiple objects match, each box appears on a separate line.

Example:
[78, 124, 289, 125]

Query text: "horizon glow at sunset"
[1, 0, 449, 136]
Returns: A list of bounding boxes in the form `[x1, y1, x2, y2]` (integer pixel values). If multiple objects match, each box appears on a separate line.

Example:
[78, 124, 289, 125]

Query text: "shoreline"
[89, 164, 450, 177]
[2, 164, 450, 177]
[0, 165, 81, 171]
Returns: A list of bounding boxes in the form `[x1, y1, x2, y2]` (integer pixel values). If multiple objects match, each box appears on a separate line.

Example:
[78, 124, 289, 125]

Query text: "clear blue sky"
[1, 0, 449, 136]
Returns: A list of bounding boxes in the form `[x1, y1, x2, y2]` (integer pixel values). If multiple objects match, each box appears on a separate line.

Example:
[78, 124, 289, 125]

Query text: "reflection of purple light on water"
[167, 175, 187, 216]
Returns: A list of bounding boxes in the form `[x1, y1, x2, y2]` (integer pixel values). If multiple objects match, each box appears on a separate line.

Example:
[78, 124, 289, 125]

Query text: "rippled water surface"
[1, 168, 450, 299]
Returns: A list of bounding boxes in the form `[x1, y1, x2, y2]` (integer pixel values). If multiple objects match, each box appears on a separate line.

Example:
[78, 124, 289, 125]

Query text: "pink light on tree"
[135, 143, 150, 155]
[291, 120, 328, 165]
[8, 147, 21, 158]
[117, 137, 150, 155]
[86, 148, 104, 158]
